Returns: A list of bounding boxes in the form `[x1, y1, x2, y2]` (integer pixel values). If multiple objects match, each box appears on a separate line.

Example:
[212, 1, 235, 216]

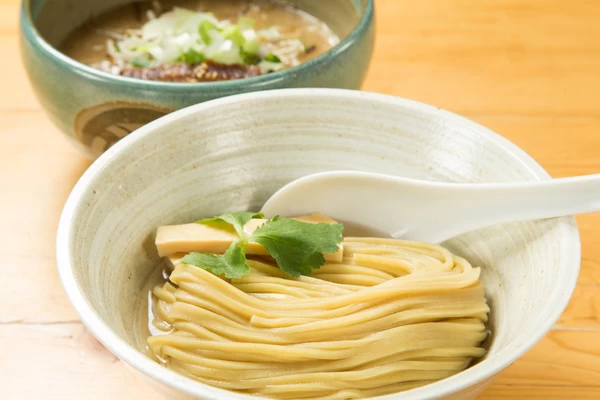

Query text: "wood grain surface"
[1, 0, 599, 399]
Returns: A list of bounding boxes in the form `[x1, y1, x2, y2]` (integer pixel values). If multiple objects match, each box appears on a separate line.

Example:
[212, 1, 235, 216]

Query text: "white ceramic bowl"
[56, 89, 580, 400]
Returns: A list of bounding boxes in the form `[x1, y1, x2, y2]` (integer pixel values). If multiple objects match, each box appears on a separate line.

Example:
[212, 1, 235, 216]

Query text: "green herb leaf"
[264, 53, 281, 63]
[179, 48, 205, 64]
[189, 212, 343, 279]
[197, 212, 264, 239]
[199, 20, 217, 45]
[250, 217, 344, 277]
[181, 241, 249, 278]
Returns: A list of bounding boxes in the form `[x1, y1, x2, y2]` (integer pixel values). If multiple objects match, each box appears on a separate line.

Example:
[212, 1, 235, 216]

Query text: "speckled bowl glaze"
[20, 0, 374, 159]
[57, 89, 580, 400]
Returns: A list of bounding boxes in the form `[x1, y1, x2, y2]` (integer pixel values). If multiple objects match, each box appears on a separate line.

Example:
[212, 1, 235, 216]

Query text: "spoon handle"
[432, 173, 600, 241]
[261, 170, 600, 243]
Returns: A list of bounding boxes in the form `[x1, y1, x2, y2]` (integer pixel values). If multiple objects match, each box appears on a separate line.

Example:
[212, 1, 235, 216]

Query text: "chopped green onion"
[265, 53, 281, 63]
[199, 20, 218, 45]
[179, 48, 205, 64]
[241, 29, 260, 54]
[135, 44, 157, 52]
[100, 7, 310, 74]
[211, 46, 244, 64]
[222, 25, 245, 47]
[242, 39, 259, 55]
[259, 60, 285, 74]
[131, 58, 150, 68]
[240, 50, 260, 65]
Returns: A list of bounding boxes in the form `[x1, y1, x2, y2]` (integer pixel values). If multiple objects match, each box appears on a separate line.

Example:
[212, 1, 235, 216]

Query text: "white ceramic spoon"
[261, 171, 600, 243]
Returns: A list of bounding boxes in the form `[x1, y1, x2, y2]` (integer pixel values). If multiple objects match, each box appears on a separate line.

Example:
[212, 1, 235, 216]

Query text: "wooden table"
[2, 0, 599, 398]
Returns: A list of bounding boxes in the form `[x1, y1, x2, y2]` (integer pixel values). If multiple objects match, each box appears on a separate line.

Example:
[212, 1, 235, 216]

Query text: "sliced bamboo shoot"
[156, 213, 343, 262]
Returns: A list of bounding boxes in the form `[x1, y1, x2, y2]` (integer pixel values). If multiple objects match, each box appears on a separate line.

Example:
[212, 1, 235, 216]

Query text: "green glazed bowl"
[20, 0, 375, 159]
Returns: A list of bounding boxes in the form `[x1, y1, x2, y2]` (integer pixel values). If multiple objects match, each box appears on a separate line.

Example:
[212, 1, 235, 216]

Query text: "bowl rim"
[21, 0, 374, 90]
[56, 88, 581, 400]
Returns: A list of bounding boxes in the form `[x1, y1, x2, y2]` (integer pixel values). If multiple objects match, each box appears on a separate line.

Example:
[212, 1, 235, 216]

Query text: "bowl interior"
[59, 89, 580, 399]
[31, 0, 364, 50]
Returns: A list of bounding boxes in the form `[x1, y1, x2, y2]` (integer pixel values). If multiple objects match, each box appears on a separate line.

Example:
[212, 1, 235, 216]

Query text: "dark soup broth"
[60, 0, 340, 82]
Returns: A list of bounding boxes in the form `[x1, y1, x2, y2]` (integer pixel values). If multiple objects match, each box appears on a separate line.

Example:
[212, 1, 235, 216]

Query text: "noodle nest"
[149, 238, 489, 399]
